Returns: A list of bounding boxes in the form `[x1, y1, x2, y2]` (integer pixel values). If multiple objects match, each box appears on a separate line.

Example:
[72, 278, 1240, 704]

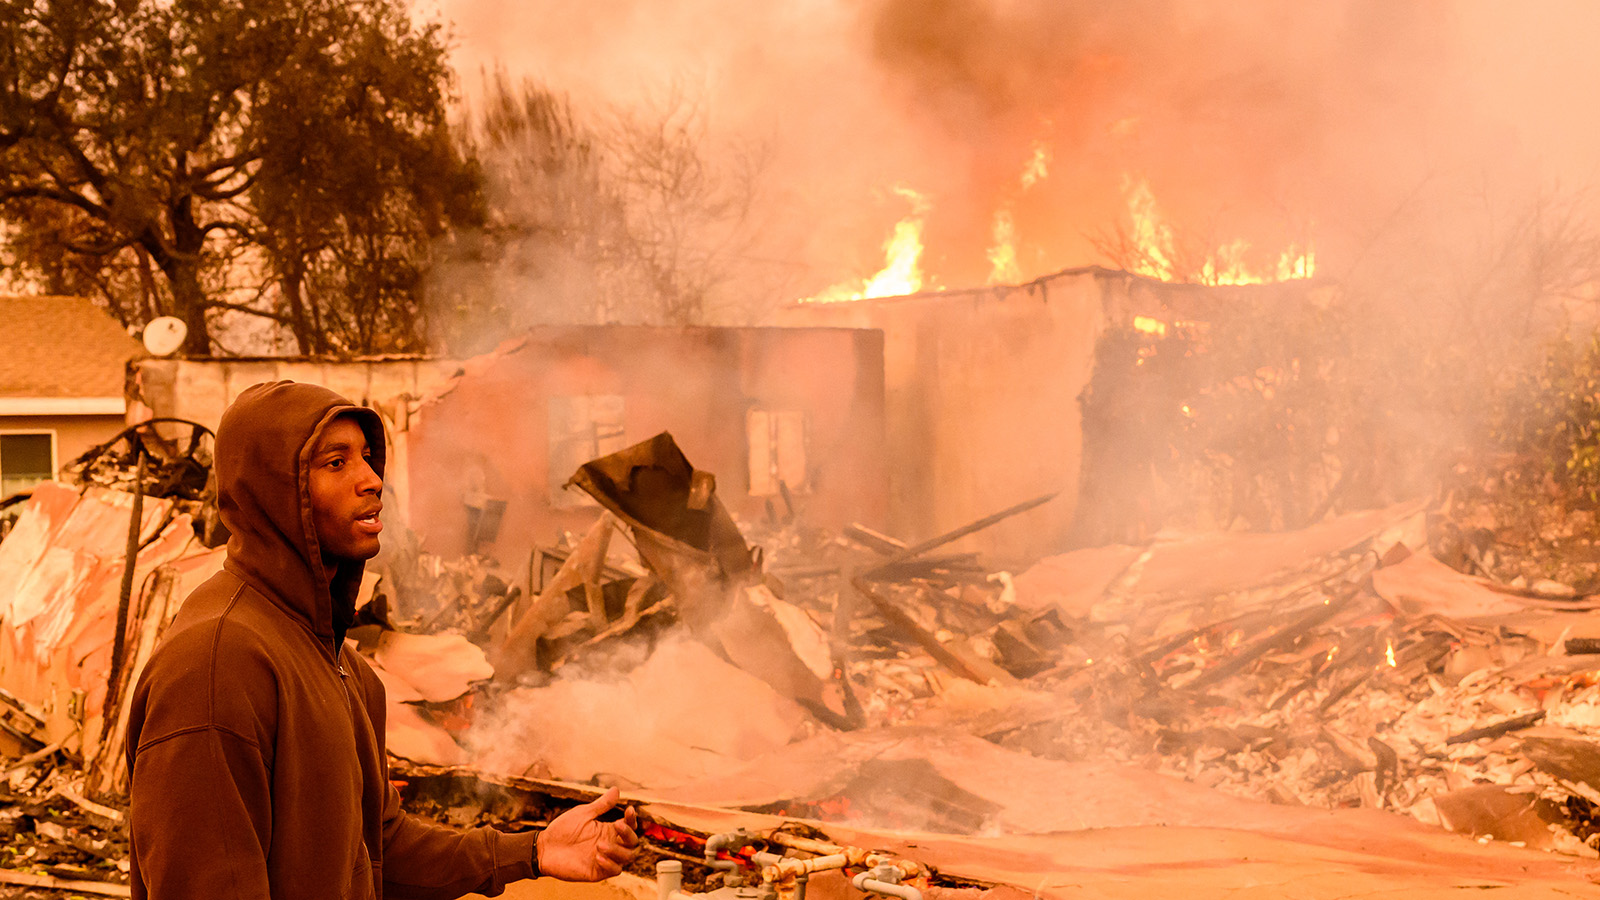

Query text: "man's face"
[308, 416, 383, 563]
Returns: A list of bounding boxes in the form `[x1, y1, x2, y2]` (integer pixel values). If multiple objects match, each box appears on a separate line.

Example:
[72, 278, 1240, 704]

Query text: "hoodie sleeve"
[349, 650, 539, 899]
[379, 781, 540, 899]
[128, 625, 277, 900]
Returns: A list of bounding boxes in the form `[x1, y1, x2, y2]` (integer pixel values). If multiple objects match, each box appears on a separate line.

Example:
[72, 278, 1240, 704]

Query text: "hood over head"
[216, 381, 386, 649]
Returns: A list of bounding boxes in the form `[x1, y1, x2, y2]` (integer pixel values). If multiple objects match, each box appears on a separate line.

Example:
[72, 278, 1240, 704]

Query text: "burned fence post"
[90, 563, 179, 800]
[106, 446, 147, 713]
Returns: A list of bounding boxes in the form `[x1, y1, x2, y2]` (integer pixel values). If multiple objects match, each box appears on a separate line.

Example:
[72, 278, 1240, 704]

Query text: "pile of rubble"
[753, 499, 1600, 856]
[347, 433, 1600, 857]
[0, 730, 129, 897]
[16, 426, 1600, 896]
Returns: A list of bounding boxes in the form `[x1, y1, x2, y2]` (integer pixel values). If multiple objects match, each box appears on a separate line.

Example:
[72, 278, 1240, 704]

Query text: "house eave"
[0, 396, 127, 416]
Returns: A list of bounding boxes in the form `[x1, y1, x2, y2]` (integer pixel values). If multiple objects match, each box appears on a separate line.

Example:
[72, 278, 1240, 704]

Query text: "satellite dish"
[142, 316, 187, 356]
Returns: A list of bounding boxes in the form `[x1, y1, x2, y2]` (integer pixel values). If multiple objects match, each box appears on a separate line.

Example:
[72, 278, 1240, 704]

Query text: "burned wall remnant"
[778, 267, 1335, 560]
[129, 357, 456, 434]
[777, 268, 1107, 561]
[405, 325, 888, 561]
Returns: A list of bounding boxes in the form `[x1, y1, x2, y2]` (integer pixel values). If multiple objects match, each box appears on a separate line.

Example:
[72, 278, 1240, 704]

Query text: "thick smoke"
[430, 0, 1600, 309]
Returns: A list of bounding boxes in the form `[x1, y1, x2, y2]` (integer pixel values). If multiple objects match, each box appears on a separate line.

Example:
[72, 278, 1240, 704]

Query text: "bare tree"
[606, 89, 767, 325]
[429, 75, 772, 353]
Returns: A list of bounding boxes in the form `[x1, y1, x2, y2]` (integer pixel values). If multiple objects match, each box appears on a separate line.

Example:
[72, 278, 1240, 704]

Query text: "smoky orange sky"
[427, 0, 1600, 305]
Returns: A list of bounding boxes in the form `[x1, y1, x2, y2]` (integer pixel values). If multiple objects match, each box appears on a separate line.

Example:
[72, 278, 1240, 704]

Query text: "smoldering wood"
[0, 869, 130, 897]
[1268, 627, 1381, 711]
[861, 492, 1058, 577]
[579, 576, 662, 647]
[1, 740, 62, 778]
[851, 578, 1015, 685]
[466, 586, 523, 643]
[1446, 711, 1548, 745]
[843, 522, 908, 555]
[1183, 588, 1358, 690]
[490, 517, 615, 682]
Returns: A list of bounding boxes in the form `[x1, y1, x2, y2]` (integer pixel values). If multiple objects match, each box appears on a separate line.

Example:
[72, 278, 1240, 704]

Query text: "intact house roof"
[0, 295, 143, 414]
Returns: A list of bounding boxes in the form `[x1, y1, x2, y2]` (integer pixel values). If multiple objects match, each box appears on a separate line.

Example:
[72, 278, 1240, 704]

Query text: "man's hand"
[536, 787, 640, 881]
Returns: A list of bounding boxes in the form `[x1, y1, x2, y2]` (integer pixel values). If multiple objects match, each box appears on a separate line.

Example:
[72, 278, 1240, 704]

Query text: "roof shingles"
[0, 295, 143, 398]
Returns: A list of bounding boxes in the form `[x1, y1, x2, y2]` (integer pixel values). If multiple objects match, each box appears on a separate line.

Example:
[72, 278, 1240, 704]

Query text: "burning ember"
[803, 187, 931, 303]
[1132, 315, 1169, 336]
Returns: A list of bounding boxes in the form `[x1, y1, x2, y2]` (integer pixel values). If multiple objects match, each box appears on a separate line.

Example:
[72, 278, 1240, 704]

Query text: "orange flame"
[804, 187, 930, 303]
[986, 141, 1051, 285]
[1020, 141, 1051, 190]
[1121, 177, 1314, 285]
[986, 210, 1021, 285]
[1132, 315, 1168, 336]
[1125, 177, 1178, 281]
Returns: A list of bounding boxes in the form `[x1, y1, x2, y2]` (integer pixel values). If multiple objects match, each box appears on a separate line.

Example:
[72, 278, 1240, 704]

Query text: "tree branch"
[39, 104, 119, 202]
[200, 220, 260, 242]
[60, 232, 139, 257]
[194, 158, 261, 200]
[189, 150, 261, 182]
[194, 171, 259, 201]
[0, 183, 112, 220]
[204, 300, 293, 324]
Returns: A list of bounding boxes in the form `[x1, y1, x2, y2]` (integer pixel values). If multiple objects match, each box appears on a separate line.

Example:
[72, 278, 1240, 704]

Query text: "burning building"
[779, 265, 1335, 560]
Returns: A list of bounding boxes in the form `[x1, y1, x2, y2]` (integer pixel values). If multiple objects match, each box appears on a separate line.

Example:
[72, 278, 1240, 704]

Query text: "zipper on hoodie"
[332, 653, 359, 731]
[337, 662, 354, 715]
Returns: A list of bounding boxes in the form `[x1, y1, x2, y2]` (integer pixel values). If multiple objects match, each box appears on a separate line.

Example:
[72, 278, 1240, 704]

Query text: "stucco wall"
[406, 326, 888, 561]
[775, 267, 1331, 561]
[777, 271, 1110, 561]
[131, 357, 459, 434]
[0, 413, 128, 477]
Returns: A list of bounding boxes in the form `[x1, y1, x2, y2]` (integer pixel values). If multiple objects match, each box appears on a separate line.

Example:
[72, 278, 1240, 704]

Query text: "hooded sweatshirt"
[126, 381, 537, 899]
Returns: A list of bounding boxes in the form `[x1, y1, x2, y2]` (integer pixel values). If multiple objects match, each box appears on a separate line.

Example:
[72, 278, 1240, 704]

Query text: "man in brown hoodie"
[126, 381, 638, 898]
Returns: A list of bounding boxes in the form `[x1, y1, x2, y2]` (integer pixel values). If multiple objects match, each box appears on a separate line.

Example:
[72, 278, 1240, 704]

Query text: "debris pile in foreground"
[0, 738, 129, 897]
[12, 431, 1600, 896]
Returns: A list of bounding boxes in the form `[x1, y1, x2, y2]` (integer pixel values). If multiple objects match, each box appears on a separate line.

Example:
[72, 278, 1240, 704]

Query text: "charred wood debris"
[16, 433, 1600, 894]
[0, 421, 219, 898]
